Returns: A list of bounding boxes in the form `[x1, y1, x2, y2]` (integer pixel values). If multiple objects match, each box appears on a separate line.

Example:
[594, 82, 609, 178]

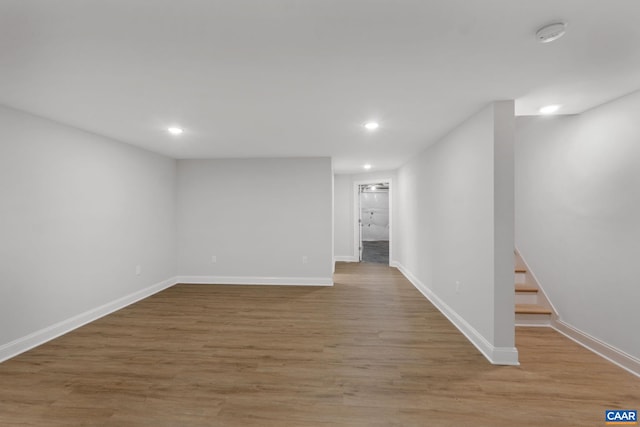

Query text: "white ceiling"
[1, 1, 640, 173]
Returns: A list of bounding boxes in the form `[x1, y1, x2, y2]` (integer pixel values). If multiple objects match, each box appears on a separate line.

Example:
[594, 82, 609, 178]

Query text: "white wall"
[0, 105, 177, 350]
[516, 90, 640, 359]
[177, 158, 333, 284]
[333, 174, 353, 259]
[395, 101, 517, 364]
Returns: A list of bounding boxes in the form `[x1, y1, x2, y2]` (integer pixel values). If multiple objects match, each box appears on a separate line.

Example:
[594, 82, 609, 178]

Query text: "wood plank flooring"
[0, 262, 638, 426]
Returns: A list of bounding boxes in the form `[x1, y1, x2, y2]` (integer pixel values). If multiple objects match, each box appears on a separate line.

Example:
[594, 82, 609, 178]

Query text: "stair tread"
[515, 284, 538, 293]
[515, 304, 552, 315]
[515, 268, 526, 273]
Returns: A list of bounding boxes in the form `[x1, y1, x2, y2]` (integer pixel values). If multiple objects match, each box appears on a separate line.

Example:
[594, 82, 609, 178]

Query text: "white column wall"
[395, 101, 517, 364]
[333, 174, 354, 260]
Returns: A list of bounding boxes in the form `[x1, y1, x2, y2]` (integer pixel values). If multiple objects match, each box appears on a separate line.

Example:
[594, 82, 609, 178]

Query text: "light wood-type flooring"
[1, 262, 638, 426]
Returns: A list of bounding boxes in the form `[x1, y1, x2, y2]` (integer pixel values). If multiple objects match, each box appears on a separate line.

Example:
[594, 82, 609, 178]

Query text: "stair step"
[514, 268, 527, 285]
[515, 284, 538, 293]
[515, 293, 538, 305]
[515, 312, 551, 326]
[515, 304, 552, 315]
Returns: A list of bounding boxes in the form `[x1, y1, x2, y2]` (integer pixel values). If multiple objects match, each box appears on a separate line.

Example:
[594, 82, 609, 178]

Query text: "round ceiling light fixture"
[364, 121, 379, 131]
[363, 164, 372, 170]
[536, 22, 567, 43]
[167, 126, 184, 135]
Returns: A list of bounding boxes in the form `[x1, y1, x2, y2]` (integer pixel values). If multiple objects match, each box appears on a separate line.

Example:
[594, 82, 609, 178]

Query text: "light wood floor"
[1, 262, 638, 426]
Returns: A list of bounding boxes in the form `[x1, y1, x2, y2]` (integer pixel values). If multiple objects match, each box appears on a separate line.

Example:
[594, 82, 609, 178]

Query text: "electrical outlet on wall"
[211, 255, 217, 263]
[136, 265, 142, 276]
[302, 255, 308, 264]
[455, 281, 461, 294]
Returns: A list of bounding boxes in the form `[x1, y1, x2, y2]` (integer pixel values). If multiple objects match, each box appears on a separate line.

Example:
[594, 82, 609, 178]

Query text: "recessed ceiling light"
[363, 164, 372, 170]
[539, 105, 561, 115]
[167, 126, 183, 135]
[364, 122, 379, 131]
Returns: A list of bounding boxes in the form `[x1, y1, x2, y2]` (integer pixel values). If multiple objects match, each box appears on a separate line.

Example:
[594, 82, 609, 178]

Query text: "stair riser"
[515, 313, 551, 326]
[515, 293, 538, 305]
[515, 272, 526, 285]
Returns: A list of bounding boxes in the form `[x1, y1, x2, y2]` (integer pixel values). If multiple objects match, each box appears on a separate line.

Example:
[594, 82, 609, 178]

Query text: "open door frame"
[352, 178, 393, 265]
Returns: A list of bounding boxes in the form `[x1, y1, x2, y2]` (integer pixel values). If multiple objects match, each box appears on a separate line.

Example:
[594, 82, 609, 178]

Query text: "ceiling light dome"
[536, 22, 567, 43]
[167, 126, 183, 135]
[364, 122, 379, 131]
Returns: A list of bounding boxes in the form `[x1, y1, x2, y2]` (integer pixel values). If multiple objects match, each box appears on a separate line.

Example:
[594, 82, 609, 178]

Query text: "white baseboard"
[177, 275, 333, 286]
[0, 276, 177, 363]
[389, 260, 400, 268]
[394, 262, 519, 366]
[334, 256, 358, 263]
[552, 318, 640, 378]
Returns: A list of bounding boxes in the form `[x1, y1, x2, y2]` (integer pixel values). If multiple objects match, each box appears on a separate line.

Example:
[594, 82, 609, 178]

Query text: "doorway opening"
[355, 181, 391, 264]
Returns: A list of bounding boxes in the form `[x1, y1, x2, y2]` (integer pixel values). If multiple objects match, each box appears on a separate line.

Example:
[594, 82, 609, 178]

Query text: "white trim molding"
[394, 262, 519, 366]
[177, 276, 334, 286]
[552, 318, 640, 378]
[0, 276, 178, 364]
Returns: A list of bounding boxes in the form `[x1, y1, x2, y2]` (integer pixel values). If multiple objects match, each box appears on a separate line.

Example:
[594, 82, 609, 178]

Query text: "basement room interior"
[0, 1, 639, 426]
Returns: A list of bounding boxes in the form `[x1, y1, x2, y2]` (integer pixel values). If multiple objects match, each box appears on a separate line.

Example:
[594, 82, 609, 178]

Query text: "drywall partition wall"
[516, 89, 640, 363]
[0, 105, 177, 360]
[492, 101, 516, 351]
[395, 101, 517, 365]
[334, 174, 353, 261]
[177, 158, 333, 285]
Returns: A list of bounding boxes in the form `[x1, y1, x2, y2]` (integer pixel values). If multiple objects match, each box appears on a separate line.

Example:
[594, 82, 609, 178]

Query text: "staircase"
[514, 265, 553, 326]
